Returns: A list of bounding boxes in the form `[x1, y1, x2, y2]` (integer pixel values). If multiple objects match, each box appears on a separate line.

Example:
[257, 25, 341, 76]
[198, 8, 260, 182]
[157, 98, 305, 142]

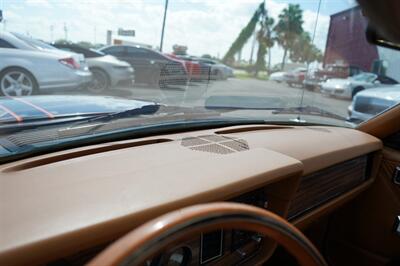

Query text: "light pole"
[159, 0, 169, 52]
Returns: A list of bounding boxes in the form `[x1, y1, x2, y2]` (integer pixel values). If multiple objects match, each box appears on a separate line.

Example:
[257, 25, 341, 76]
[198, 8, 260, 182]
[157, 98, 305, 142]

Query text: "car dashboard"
[0, 125, 382, 266]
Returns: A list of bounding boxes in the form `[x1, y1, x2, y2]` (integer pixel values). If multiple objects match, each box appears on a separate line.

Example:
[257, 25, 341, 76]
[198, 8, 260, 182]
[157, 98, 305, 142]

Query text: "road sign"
[118, 28, 135, 37]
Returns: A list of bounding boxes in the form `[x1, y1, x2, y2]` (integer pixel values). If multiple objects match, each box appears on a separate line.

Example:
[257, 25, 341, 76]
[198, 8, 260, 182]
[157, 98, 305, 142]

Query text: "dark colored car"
[99, 45, 188, 88]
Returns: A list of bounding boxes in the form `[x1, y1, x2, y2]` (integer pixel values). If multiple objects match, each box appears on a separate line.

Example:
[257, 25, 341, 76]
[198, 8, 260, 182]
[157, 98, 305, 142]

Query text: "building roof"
[330, 5, 361, 18]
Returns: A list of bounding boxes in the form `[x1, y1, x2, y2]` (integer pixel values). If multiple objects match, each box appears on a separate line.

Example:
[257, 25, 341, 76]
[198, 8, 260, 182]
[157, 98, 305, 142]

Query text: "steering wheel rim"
[89, 202, 327, 266]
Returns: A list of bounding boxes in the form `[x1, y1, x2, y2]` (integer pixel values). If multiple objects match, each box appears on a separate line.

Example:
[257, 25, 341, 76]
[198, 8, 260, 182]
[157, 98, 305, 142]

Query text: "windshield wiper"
[73, 104, 162, 125]
[59, 105, 223, 137]
[271, 106, 345, 121]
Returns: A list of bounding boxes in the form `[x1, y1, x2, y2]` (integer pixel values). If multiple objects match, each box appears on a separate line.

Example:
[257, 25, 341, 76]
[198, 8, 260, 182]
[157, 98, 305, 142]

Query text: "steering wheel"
[89, 203, 327, 266]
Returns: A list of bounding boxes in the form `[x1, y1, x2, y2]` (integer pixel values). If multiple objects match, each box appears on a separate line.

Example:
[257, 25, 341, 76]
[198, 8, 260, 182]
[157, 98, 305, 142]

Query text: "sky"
[0, 0, 357, 66]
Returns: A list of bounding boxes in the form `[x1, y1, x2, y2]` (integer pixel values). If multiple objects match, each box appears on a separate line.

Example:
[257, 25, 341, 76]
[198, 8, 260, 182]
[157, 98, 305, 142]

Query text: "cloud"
[3, 0, 333, 66]
[25, 0, 51, 8]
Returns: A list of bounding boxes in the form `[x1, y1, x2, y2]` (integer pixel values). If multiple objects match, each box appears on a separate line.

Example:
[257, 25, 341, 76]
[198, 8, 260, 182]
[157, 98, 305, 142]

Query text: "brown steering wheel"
[89, 202, 327, 266]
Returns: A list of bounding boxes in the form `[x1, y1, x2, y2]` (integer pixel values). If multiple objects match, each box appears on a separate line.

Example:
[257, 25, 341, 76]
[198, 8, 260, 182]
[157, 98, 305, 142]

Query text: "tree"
[201, 54, 212, 59]
[76, 41, 95, 49]
[54, 39, 71, 45]
[274, 4, 304, 70]
[290, 32, 323, 64]
[289, 32, 311, 63]
[255, 15, 275, 75]
[222, 2, 265, 64]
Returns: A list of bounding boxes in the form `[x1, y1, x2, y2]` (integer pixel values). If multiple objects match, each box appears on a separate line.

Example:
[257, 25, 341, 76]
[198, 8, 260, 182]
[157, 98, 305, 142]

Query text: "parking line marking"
[10, 97, 55, 119]
[0, 103, 23, 122]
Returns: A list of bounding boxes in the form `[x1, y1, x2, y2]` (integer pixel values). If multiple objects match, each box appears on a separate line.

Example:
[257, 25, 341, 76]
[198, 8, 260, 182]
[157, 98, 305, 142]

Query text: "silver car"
[195, 58, 234, 80]
[348, 85, 400, 123]
[53, 44, 135, 93]
[0, 32, 92, 96]
[321, 72, 398, 99]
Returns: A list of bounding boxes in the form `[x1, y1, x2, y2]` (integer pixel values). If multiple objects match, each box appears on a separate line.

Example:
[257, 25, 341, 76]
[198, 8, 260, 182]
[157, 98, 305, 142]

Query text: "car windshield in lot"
[1, 0, 400, 159]
[351, 73, 377, 82]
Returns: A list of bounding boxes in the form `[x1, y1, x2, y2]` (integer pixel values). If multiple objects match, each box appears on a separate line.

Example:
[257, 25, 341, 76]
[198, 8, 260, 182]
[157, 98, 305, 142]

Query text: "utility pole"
[50, 25, 54, 42]
[94, 26, 97, 44]
[63, 23, 68, 40]
[159, 0, 169, 52]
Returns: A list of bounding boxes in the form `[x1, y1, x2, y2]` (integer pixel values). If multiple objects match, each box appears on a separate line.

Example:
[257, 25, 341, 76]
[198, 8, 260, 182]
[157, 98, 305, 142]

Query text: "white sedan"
[320, 72, 398, 99]
[269, 71, 286, 83]
[0, 32, 92, 96]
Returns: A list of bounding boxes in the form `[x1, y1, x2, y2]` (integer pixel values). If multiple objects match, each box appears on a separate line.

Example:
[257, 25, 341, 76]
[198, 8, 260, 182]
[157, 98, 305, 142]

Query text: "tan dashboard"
[0, 125, 382, 265]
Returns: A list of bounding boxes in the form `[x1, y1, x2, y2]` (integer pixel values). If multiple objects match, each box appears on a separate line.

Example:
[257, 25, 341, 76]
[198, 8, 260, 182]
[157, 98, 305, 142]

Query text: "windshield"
[12, 32, 57, 50]
[351, 73, 377, 82]
[0, 0, 399, 160]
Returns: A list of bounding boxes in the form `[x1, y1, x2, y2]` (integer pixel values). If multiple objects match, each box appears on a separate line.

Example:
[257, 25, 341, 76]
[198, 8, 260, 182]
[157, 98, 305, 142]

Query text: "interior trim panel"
[0, 126, 382, 266]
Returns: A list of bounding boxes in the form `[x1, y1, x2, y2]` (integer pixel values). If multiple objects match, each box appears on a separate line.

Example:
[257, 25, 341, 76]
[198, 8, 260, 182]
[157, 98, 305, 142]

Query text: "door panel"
[125, 47, 160, 84]
[326, 148, 400, 266]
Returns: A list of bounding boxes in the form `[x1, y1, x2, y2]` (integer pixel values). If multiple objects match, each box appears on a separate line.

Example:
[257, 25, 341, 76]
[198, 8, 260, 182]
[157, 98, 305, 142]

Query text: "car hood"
[356, 85, 400, 101]
[0, 95, 156, 124]
[323, 78, 351, 87]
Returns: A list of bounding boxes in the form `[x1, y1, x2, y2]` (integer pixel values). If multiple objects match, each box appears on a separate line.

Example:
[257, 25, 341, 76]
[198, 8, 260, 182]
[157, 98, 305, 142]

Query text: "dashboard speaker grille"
[181, 135, 249, 154]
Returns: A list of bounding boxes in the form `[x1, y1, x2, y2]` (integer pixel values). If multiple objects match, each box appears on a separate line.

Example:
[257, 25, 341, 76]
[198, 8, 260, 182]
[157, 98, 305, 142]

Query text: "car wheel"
[0, 68, 37, 97]
[352, 86, 364, 99]
[87, 68, 110, 94]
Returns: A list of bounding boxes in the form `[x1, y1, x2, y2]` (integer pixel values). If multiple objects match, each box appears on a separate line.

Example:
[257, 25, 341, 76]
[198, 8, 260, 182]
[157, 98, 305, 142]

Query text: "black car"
[99, 45, 188, 88]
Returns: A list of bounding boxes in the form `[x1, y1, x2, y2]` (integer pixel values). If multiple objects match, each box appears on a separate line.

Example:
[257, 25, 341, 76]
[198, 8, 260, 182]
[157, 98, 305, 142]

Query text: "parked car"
[347, 85, 400, 123]
[0, 33, 92, 96]
[53, 44, 135, 93]
[194, 58, 233, 80]
[269, 71, 286, 83]
[303, 64, 363, 91]
[10, 32, 90, 74]
[99, 45, 187, 88]
[165, 54, 203, 81]
[284, 68, 307, 87]
[321, 72, 398, 99]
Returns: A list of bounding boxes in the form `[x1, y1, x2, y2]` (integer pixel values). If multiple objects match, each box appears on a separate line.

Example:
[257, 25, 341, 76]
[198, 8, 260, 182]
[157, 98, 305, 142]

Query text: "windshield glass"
[351, 73, 377, 82]
[12, 32, 57, 50]
[0, 0, 399, 160]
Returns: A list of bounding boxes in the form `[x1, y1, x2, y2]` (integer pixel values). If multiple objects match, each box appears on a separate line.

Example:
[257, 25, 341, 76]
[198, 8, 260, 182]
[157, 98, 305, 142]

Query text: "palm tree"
[255, 14, 275, 76]
[262, 16, 275, 73]
[222, 2, 265, 64]
[290, 32, 323, 64]
[274, 4, 304, 70]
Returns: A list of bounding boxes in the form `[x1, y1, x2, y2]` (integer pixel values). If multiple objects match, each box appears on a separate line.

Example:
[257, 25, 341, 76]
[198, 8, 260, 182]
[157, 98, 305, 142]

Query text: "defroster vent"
[181, 135, 249, 154]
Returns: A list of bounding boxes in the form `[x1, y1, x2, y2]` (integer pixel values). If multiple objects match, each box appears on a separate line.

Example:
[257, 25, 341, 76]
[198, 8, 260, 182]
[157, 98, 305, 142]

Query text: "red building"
[324, 6, 378, 71]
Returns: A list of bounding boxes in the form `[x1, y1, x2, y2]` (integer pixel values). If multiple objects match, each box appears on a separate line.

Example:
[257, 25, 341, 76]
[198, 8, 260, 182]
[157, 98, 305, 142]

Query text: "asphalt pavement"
[53, 78, 350, 118]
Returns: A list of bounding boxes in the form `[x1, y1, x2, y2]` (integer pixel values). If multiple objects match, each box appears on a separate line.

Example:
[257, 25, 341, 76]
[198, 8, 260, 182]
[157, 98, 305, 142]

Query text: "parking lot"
[49, 78, 351, 118]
